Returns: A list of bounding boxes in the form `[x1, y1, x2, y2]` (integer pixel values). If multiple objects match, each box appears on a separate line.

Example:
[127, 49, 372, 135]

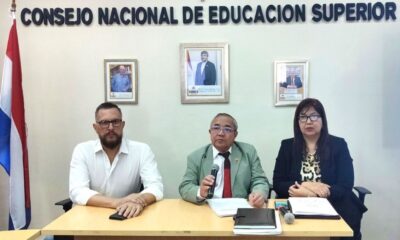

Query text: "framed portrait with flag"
[180, 43, 229, 103]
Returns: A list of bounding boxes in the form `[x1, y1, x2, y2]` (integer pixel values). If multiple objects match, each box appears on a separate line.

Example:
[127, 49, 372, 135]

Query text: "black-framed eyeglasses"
[97, 119, 123, 129]
[298, 114, 321, 122]
[210, 125, 235, 134]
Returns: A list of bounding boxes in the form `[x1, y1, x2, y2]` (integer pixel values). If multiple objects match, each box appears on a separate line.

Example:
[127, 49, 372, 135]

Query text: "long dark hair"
[293, 98, 329, 154]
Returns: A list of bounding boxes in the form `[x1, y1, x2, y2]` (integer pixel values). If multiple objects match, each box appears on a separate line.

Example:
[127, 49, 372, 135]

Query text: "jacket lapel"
[230, 143, 242, 187]
[203, 145, 214, 178]
[293, 145, 303, 181]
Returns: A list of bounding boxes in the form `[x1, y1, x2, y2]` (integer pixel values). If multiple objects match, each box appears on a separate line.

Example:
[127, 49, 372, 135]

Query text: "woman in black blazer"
[273, 98, 367, 240]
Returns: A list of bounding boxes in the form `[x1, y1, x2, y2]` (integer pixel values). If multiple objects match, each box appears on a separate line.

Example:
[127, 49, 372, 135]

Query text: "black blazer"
[273, 135, 367, 236]
[203, 61, 216, 85]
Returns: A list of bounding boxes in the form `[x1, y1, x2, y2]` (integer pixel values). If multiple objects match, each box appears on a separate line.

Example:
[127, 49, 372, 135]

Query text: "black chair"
[55, 198, 73, 212]
[353, 186, 372, 206]
[353, 186, 372, 240]
[53, 199, 74, 240]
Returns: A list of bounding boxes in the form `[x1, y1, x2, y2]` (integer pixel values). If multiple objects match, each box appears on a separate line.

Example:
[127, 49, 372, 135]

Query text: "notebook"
[288, 197, 340, 219]
[234, 208, 276, 229]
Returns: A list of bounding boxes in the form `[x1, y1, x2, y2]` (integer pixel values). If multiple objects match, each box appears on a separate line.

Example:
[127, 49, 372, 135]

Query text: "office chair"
[55, 198, 73, 212]
[53, 199, 75, 240]
[353, 186, 372, 240]
[353, 186, 371, 206]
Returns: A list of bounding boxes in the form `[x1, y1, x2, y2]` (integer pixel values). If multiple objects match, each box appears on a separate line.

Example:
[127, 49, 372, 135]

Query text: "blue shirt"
[111, 73, 131, 92]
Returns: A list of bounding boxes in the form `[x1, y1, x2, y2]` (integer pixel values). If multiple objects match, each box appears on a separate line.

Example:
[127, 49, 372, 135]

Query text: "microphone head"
[284, 213, 295, 224]
[211, 164, 220, 171]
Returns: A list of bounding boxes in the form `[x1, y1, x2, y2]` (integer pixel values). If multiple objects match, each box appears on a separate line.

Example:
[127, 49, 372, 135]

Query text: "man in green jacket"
[179, 113, 270, 208]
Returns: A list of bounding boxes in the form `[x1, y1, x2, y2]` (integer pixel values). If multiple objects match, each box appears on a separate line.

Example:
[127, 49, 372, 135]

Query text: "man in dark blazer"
[179, 113, 270, 208]
[195, 51, 217, 85]
[280, 69, 302, 88]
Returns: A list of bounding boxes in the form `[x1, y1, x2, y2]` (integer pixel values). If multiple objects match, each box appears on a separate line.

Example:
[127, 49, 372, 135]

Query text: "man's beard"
[100, 133, 122, 149]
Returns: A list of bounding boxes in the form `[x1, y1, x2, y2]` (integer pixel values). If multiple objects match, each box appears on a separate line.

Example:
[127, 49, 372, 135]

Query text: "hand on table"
[116, 201, 144, 218]
[248, 192, 265, 208]
[289, 181, 317, 197]
[301, 182, 331, 198]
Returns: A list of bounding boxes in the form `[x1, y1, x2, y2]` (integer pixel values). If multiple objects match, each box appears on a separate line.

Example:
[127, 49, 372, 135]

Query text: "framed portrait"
[180, 43, 229, 104]
[104, 59, 138, 104]
[274, 60, 309, 106]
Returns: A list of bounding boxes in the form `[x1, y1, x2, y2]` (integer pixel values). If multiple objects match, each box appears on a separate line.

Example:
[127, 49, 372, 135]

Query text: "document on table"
[206, 198, 252, 217]
[288, 197, 340, 219]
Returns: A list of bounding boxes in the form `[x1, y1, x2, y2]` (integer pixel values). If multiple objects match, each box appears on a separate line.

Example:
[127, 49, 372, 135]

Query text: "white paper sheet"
[206, 198, 252, 217]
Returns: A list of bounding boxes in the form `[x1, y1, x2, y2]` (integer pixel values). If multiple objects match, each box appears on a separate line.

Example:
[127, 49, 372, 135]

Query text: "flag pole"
[2, 0, 31, 229]
[11, 0, 16, 19]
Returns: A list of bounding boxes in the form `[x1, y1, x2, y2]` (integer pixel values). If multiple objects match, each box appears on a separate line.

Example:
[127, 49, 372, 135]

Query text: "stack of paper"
[288, 197, 340, 219]
[233, 208, 282, 235]
[206, 198, 252, 217]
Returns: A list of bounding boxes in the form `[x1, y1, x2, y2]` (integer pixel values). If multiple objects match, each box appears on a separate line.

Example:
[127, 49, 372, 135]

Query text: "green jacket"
[179, 141, 270, 204]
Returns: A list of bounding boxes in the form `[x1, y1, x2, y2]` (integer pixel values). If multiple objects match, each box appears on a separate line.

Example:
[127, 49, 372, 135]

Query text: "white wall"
[0, 0, 399, 239]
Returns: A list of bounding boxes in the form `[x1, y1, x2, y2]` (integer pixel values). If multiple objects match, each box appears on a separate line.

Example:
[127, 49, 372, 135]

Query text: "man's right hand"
[116, 201, 144, 218]
[200, 175, 215, 198]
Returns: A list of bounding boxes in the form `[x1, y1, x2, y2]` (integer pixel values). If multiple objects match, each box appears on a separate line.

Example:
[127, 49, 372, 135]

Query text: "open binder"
[288, 197, 341, 219]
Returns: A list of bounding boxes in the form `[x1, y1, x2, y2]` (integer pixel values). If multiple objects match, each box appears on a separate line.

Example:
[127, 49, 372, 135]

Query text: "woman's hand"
[301, 182, 331, 198]
[289, 181, 317, 197]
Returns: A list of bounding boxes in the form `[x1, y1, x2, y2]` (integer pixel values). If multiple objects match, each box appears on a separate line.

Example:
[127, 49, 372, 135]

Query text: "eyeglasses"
[97, 119, 122, 129]
[298, 114, 321, 123]
[210, 125, 235, 134]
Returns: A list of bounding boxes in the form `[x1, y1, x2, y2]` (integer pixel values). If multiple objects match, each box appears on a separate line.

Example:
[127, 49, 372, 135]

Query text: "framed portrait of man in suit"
[180, 43, 229, 104]
[104, 59, 138, 104]
[274, 60, 309, 106]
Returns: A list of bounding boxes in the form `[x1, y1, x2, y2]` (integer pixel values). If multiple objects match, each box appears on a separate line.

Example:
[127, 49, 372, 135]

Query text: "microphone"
[206, 164, 219, 199]
[279, 207, 295, 224]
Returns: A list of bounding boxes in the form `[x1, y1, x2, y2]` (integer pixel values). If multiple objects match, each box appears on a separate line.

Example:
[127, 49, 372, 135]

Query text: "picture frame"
[180, 43, 229, 104]
[104, 59, 138, 104]
[274, 60, 309, 106]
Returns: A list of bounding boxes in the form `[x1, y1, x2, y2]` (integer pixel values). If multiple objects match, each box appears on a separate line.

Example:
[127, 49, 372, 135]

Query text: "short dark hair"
[201, 51, 209, 56]
[210, 113, 238, 131]
[293, 98, 329, 153]
[95, 102, 122, 119]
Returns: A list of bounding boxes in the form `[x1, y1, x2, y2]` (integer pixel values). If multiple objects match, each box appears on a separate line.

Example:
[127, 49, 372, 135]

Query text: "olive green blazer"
[179, 141, 270, 204]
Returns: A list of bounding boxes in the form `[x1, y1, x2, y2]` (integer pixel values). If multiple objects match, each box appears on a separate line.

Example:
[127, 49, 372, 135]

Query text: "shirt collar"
[94, 138, 128, 155]
[212, 145, 232, 159]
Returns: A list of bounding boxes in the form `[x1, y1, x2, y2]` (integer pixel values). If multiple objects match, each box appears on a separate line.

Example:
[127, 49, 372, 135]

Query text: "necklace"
[306, 147, 317, 155]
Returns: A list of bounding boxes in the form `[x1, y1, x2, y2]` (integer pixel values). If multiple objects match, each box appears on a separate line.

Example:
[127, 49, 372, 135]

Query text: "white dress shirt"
[200, 61, 207, 74]
[69, 138, 163, 205]
[196, 146, 231, 200]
